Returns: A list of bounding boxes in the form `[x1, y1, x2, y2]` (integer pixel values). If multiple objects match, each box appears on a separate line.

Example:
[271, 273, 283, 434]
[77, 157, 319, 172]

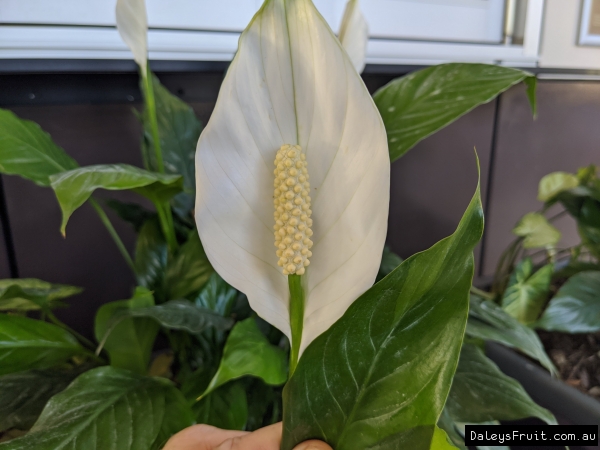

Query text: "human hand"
[163, 422, 332, 450]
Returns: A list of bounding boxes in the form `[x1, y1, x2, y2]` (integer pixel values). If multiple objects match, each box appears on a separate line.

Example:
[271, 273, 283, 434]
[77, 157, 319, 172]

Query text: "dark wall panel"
[482, 81, 600, 275]
[386, 100, 495, 274]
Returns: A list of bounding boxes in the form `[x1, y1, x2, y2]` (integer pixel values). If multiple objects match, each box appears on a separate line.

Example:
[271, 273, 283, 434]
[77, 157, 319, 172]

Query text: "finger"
[216, 422, 282, 450]
[292, 439, 334, 450]
[163, 424, 248, 450]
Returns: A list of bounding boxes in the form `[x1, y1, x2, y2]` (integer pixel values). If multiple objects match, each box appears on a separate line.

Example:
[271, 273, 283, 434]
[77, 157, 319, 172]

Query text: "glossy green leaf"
[134, 219, 167, 300]
[152, 386, 195, 450]
[512, 212, 561, 249]
[165, 231, 213, 300]
[245, 380, 282, 431]
[194, 272, 238, 316]
[430, 426, 458, 450]
[0, 367, 193, 450]
[113, 299, 234, 334]
[467, 296, 555, 374]
[281, 175, 483, 450]
[0, 279, 81, 312]
[373, 64, 535, 161]
[201, 318, 288, 399]
[538, 172, 579, 202]
[0, 315, 85, 376]
[94, 287, 159, 374]
[0, 109, 78, 186]
[106, 199, 156, 232]
[193, 381, 248, 430]
[445, 343, 555, 425]
[501, 259, 552, 324]
[49, 164, 182, 234]
[0, 367, 83, 432]
[140, 73, 202, 192]
[536, 271, 600, 333]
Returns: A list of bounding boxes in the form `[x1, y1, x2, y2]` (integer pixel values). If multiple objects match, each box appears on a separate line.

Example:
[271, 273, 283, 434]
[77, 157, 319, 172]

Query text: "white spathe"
[339, 0, 369, 74]
[195, 0, 389, 354]
[115, 0, 148, 75]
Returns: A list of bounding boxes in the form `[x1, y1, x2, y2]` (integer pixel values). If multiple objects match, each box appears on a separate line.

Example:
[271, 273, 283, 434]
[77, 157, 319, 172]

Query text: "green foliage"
[536, 271, 600, 333]
[0, 314, 86, 376]
[111, 299, 234, 334]
[49, 164, 182, 234]
[140, 73, 202, 221]
[134, 219, 168, 298]
[134, 222, 213, 303]
[281, 175, 483, 450]
[193, 381, 248, 430]
[374, 64, 536, 162]
[0, 279, 81, 312]
[538, 172, 579, 202]
[194, 273, 238, 316]
[94, 287, 159, 374]
[501, 259, 552, 325]
[105, 199, 157, 232]
[0, 367, 193, 450]
[0, 109, 78, 186]
[445, 343, 555, 425]
[467, 296, 555, 373]
[0, 367, 84, 432]
[140, 74, 202, 191]
[512, 212, 561, 249]
[201, 318, 288, 398]
[0, 61, 555, 449]
[165, 231, 214, 300]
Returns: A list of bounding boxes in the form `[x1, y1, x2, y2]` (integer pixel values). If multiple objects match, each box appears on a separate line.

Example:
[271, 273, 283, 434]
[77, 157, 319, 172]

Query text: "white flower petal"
[195, 0, 389, 353]
[339, 0, 369, 74]
[116, 0, 148, 74]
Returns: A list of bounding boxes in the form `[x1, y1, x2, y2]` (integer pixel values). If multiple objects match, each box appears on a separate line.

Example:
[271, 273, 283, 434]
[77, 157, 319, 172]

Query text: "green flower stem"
[288, 274, 305, 376]
[142, 64, 178, 254]
[155, 200, 178, 253]
[90, 198, 135, 273]
[143, 64, 165, 174]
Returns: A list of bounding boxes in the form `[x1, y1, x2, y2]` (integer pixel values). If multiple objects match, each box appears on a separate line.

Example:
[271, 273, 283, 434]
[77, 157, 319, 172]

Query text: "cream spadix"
[273, 145, 313, 276]
[195, 0, 389, 354]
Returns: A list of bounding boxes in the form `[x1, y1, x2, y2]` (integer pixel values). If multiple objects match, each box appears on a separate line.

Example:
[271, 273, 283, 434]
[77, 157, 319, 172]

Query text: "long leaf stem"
[90, 198, 135, 272]
[288, 274, 305, 376]
[142, 65, 178, 254]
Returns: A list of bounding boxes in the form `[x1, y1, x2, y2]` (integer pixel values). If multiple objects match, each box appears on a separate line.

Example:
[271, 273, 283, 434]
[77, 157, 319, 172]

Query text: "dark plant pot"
[486, 342, 600, 425]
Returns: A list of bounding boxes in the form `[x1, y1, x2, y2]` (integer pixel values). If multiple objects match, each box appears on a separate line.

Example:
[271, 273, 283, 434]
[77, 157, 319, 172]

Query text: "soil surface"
[538, 330, 600, 400]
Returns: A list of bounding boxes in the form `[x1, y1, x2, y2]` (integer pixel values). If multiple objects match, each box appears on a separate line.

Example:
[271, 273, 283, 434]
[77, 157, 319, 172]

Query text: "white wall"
[539, 0, 600, 69]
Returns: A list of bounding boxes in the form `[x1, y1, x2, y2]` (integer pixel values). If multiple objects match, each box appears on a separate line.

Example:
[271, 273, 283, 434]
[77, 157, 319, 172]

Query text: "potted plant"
[0, 0, 553, 448]
[476, 166, 600, 424]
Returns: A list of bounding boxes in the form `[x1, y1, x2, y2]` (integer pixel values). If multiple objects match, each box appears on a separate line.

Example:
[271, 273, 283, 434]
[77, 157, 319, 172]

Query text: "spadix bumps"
[273, 145, 313, 275]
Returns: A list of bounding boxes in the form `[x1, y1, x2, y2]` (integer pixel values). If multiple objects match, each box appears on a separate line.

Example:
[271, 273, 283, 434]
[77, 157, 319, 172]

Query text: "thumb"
[292, 440, 333, 450]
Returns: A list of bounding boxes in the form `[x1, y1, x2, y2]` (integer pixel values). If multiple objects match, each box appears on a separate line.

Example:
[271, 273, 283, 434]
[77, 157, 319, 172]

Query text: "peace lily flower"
[339, 0, 369, 73]
[115, 0, 148, 76]
[196, 0, 389, 369]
